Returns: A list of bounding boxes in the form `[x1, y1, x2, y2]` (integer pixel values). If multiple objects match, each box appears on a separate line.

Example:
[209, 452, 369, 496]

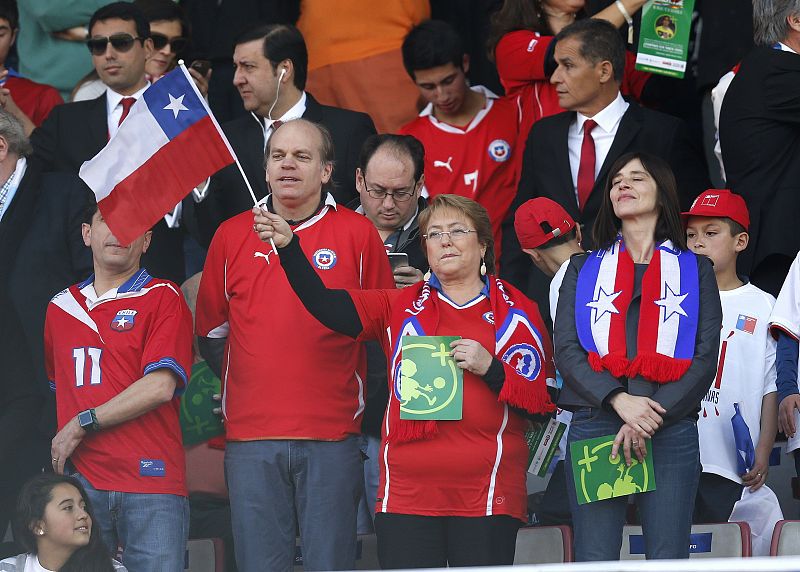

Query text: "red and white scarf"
[386, 275, 555, 443]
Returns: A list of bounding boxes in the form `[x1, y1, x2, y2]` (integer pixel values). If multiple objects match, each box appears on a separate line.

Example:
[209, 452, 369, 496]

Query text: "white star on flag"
[115, 317, 129, 327]
[163, 93, 188, 118]
[655, 284, 688, 322]
[586, 286, 622, 323]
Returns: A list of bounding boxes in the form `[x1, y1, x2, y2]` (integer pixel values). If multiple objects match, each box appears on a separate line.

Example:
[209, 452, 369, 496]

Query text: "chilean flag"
[79, 64, 235, 246]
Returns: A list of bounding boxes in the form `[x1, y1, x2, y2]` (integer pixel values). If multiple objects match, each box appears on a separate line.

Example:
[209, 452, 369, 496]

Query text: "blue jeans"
[565, 408, 700, 561]
[357, 434, 380, 534]
[74, 473, 189, 572]
[225, 437, 362, 572]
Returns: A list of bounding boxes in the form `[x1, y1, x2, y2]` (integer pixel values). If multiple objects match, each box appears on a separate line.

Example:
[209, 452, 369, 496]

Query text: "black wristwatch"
[77, 409, 100, 432]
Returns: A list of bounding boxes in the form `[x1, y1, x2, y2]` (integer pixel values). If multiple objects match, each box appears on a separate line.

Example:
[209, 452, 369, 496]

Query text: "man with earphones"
[187, 24, 377, 248]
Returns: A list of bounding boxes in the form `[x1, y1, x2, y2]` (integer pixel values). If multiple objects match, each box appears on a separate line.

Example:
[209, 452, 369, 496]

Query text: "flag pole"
[231, 138, 277, 256]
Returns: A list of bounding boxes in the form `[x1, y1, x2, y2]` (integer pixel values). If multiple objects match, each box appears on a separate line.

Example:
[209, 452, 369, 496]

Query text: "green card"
[570, 434, 656, 505]
[635, 0, 696, 79]
[399, 336, 462, 421]
[180, 361, 225, 445]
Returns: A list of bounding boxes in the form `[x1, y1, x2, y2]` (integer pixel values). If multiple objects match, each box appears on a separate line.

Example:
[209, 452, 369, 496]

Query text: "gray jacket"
[554, 252, 721, 427]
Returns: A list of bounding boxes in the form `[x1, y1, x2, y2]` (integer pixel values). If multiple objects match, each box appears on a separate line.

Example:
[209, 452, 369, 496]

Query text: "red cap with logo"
[682, 189, 750, 230]
[515, 197, 576, 249]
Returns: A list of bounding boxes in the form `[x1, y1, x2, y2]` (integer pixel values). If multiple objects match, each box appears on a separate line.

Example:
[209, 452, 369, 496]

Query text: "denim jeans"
[73, 473, 189, 572]
[357, 434, 381, 534]
[565, 408, 700, 561]
[225, 437, 362, 572]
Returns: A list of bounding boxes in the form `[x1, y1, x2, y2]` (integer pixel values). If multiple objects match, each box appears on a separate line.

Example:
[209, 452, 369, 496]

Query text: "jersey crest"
[501, 343, 542, 381]
[488, 139, 511, 162]
[313, 248, 337, 270]
[111, 309, 137, 331]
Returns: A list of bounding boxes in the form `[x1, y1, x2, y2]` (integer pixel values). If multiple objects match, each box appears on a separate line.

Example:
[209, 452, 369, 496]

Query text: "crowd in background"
[1, 0, 800, 571]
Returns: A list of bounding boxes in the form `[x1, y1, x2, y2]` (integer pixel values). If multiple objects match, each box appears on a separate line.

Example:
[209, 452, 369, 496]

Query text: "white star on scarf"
[163, 93, 188, 118]
[655, 284, 688, 322]
[586, 286, 622, 323]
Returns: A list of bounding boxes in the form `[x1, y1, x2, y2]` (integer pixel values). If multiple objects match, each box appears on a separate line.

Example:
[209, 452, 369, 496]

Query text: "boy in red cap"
[514, 197, 583, 526]
[515, 197, 583, 325]
[685, 189, 778, 523]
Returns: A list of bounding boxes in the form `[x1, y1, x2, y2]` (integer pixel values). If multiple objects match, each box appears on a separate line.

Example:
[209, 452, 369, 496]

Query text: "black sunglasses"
[150, 33, 188, 53]
[86, 33, 144, 56]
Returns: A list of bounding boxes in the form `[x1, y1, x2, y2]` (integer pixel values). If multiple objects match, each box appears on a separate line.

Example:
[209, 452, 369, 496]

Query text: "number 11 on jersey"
[73, 347, 102, 387]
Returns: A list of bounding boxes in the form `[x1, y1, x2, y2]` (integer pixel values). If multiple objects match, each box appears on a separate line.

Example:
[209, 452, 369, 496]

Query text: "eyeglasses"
[365, 186, 416, 202]
[86, 33, 144, 55]
[422, 229, 478, 242]
[150, 33, 188, 53]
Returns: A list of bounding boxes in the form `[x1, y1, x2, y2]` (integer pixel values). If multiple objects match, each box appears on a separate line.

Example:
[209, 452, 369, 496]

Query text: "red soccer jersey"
[351, 287, 533, 520]
[44, 270, 192, 496]
[399, 87, 523, 266]
[195, 198, 394, 441]
[5, 74, 63, 126]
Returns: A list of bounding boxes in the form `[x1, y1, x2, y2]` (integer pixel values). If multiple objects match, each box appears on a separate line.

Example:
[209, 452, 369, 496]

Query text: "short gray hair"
[0, 109, 32, 157]
[753, 0, 800, 45]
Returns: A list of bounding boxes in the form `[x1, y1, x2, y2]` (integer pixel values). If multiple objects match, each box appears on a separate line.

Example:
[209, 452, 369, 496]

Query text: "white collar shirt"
[567, 92, 629, 206]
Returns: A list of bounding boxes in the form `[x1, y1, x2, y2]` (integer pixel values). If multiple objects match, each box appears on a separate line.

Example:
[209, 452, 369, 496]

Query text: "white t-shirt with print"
[698, 282, 777, 483]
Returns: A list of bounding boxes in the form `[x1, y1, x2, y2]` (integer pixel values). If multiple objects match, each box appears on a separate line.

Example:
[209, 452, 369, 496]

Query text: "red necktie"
[118, 97, 136, 126]
[577, 119, 598, 212]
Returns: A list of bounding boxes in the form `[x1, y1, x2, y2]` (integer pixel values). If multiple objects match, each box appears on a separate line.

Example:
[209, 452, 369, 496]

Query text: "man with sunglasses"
[30, 2, 189, 287]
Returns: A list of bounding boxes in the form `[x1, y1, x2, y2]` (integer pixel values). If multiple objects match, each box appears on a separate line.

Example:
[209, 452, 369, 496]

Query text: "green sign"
[399, 336, 463, 421]
[635, 0, 696, 78]
[570, 434, 656, 505]
[180, 361, 225, 445]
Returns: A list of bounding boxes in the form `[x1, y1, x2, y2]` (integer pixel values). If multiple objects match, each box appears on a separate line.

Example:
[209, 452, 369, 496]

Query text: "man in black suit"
[719, 3, 800, 295]
[0, 108, 92, 552]
[503, 19, 708, 292]
[188, 24, 377, 247]
[29, 2, 194, 285]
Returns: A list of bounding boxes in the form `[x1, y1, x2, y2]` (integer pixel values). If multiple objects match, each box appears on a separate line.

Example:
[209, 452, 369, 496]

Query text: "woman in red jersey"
[253, 195, 555, 568]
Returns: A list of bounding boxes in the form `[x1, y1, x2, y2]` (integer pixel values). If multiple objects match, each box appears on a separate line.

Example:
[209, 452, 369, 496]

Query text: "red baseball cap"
[515, 198, 576, 249]
[682, 189, 750, 230]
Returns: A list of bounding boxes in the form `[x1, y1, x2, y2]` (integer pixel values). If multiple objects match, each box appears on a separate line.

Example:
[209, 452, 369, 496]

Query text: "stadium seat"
[620, 522, 751, 559]
[185, 538, 225, 572]
[771, 520, 800, 556]
[513, 525, 574, 564]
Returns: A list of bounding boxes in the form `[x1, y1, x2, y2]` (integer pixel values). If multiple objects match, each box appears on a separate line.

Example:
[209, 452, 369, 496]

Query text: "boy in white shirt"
[514, 197, 582, 525]
[685, 189, 778, 523]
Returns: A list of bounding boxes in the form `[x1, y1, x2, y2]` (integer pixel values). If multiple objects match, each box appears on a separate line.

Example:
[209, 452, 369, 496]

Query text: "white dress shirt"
[105, 84, 150, 139]
[567, 92, 629, 206]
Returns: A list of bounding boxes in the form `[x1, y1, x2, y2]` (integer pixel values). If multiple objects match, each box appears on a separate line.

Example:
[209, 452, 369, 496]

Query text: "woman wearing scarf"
[252, 195, 556, 568]
[555, 151, 721, 561]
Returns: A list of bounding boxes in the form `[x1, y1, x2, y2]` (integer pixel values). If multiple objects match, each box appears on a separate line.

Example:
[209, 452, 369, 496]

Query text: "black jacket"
[720, 46, 800, 275]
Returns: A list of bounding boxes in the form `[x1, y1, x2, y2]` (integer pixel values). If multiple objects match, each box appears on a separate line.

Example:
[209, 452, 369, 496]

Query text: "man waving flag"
[79, 64, 235, 246]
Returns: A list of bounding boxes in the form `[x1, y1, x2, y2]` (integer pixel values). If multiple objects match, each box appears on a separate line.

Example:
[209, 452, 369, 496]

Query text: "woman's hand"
[611, 423, 647, 466]
[188, 66, 211, 99]
[608, 393, 666, 438]
[450, 339, 493, 376]
[778, 394, 800, 437]
[252, 206, 293, 247]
